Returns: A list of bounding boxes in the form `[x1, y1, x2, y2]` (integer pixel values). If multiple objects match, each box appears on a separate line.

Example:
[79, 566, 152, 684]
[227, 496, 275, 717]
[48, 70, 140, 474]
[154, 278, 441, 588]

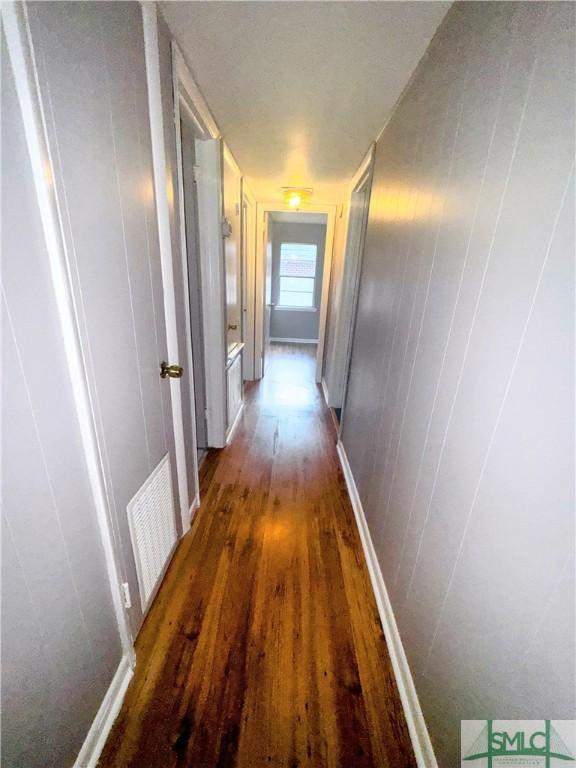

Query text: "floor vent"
[127, 453, 177, 611]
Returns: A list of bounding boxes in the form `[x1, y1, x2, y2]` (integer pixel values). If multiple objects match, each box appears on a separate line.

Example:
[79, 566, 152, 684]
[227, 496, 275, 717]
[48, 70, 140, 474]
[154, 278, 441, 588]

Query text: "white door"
[262, 214, 273, 374]
[222, 145, 243, 352]
[339, 172, 373, 423]
[180, 111, 208, 454]
[241, 186, 256, 380]
[26, 1, 186, 638]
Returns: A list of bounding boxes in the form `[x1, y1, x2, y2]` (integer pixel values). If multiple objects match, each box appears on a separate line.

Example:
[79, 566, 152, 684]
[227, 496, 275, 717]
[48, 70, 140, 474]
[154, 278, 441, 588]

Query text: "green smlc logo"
[464, 720, 575, 766]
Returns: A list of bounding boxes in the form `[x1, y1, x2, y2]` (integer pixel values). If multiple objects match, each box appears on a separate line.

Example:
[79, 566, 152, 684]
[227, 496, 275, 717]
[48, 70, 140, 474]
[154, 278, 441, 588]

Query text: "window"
[278, 243, 318, 308]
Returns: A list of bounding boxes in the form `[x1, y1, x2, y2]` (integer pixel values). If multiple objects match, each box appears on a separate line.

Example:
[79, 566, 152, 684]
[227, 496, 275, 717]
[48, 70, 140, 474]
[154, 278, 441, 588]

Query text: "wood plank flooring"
[99, 343, 415, 768]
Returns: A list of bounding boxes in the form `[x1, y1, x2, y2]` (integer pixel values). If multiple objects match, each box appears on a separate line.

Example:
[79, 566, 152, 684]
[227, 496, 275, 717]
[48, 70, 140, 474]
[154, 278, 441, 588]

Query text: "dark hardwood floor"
[99, 343, 415, 768]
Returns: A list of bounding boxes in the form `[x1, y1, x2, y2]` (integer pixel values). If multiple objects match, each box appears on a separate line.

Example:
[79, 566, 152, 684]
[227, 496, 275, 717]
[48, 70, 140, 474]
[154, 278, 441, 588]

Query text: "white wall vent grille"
[127, 453, 177, 611]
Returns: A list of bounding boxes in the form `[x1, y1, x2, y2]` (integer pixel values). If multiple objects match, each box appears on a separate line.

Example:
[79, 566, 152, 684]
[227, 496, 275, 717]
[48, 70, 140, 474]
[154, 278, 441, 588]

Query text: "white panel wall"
[1, 32, 122, 768]
[341, 3, 575, 764]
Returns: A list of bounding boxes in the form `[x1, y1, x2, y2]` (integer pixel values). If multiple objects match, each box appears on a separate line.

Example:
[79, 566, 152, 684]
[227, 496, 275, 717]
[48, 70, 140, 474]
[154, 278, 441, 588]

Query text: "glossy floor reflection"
[257, 343, 320, 408]
[99, 342, 415, 768]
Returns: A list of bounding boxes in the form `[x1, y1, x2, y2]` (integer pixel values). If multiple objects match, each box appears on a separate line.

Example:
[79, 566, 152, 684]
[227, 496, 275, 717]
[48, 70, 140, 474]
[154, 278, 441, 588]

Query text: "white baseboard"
[269, 337, 318, 344]
[226, 401, 244, 444]
[74, 654, 134, 768]
[188, 494, 200, 527]
[320, 376, 331, 407]
[336, 440, 438, 768]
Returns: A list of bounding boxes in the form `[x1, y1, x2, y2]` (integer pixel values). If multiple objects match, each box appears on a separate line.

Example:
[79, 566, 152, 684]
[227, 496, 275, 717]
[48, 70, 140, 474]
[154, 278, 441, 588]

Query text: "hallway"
[99, 344, 414, 768]
[5, 3, 574, 764]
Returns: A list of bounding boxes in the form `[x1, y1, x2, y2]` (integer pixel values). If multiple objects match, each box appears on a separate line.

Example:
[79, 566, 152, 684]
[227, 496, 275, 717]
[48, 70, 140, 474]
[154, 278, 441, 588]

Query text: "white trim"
[73, 655, 133, 768]
[269, 337, 318, 344]
[350, 143, 376, 194]
[171, 43, 219, 140]
[336, 440, 438, 768]
[221, 141, 244, 354]
[321, 377, 331, 407]
[332, 146, 375, 418]
[241, 182, 257, 380]
[1, 2, 135, 663]
[226, 401, 244, 444]
[142, 4, 190, 534]
[195, 139, 228, 447]
[255, 203, 337, 384]
[172, 43, 227, 449]
[314, 210, 335, 385]
[223, 141, 242, 182]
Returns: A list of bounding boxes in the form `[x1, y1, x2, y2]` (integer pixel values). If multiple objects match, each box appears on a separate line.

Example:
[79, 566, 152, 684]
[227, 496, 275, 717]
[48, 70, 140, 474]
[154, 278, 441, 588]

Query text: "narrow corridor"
[5, 3, 574, 765]
[99, 344, 414, 768]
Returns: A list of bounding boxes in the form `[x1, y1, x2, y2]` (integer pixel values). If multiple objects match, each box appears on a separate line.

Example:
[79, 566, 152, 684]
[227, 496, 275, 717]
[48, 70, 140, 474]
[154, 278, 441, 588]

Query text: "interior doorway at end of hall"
[180, 110, 208, 463]
[263, 211, 328, 375]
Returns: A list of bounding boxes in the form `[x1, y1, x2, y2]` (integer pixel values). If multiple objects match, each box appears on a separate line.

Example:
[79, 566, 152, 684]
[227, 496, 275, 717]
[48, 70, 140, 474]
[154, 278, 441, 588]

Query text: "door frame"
[241, 182, 257, 380]
[171, 41, 228, 449]
[171, 45, 216, 506]
[177, 108, 209, 456]
[222, 142, 243, 351]
[333, 145, 375, 418]
[254, 203, 337, 383]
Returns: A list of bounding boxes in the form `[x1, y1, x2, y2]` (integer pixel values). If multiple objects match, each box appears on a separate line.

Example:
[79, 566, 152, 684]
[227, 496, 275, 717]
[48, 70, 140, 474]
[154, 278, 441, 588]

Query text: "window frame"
[276, 242, 319, 310]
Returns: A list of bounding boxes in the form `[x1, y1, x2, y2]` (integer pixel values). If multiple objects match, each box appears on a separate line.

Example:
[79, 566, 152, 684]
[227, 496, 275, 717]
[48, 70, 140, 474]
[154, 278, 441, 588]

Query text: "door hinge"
[222, 217, 232, 238]
[192, 164, 200, 184]
[121, 582, 132, 610]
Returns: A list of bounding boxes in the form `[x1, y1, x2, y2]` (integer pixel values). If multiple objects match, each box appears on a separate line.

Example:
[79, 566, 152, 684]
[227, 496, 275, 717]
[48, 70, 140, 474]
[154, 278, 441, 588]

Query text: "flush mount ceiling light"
[282, 187, 313, 210]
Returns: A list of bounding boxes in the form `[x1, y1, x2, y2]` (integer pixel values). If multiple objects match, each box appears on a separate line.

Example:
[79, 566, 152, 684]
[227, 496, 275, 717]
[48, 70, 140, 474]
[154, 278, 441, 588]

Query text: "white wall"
[1, 30, 122, 768]
[341, 3, 575, 764]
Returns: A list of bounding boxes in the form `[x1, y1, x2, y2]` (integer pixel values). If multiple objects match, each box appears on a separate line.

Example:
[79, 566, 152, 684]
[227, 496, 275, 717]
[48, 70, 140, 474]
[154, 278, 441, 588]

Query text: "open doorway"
[335, 149, 374, 429]
[179, 104, 209, 462]
[173, 43, 231, 451]
[255, 205, 336, 383]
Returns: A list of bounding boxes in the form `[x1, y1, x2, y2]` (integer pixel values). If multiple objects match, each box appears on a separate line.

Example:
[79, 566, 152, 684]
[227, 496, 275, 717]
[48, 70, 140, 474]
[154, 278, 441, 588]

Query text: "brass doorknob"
[160, 361, 183, 379]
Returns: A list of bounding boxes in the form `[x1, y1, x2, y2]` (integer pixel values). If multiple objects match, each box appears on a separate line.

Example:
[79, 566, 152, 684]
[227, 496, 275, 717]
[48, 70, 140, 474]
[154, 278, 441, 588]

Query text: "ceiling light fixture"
[282, 187, 313, 210]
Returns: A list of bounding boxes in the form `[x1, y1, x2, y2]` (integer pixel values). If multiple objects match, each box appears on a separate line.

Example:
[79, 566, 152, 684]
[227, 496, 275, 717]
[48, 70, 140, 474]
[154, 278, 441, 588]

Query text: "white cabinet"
[226, 347, 243, 435]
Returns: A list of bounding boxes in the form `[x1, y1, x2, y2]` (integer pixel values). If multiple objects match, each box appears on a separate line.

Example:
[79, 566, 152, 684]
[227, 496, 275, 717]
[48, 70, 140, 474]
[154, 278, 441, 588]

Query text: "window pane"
[279, 276, 314, 294]
[279, 291, 314, 307]
[280, 243, 317, 278]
